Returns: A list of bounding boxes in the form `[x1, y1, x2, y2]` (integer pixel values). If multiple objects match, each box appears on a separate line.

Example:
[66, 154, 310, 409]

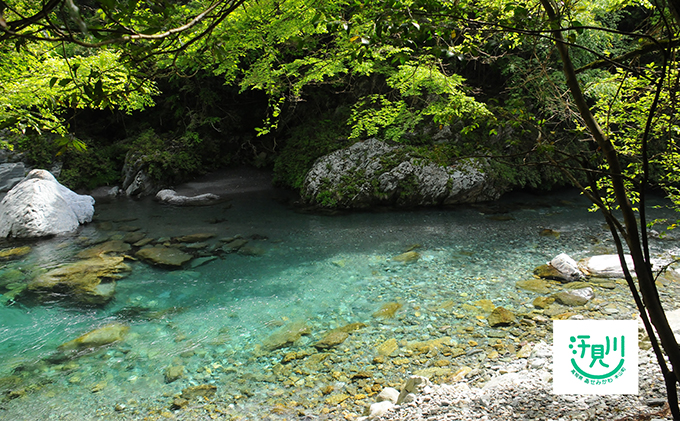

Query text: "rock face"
[0, 169, 95, 238]
[302, 138, 506, 208]
[122, 152, 157, 197]
[155, 189, 221, 206]
[0, 162, 26, 192]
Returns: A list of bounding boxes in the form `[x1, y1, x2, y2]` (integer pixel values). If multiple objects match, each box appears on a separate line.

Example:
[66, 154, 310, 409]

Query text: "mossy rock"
[0, 246, 31, 261]
[135, 246, 192, 267]
[58, 323, 130, 352]
[487, 306, 516, 327]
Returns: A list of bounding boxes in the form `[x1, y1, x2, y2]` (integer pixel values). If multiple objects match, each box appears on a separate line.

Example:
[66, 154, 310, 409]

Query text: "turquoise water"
[0, 186, 676, 420]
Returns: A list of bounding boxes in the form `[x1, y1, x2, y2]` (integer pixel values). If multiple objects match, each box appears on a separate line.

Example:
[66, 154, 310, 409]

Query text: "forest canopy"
[0, 0, 677, 196]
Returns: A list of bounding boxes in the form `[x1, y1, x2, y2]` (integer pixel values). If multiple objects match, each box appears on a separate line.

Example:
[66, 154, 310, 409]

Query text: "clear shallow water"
[0, 185, 677, 420]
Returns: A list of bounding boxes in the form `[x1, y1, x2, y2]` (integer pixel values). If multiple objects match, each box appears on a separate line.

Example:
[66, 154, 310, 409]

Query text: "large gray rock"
[0, 162, 26, 192]
[0, 169, 94, 238]
[303, 138, 505, 208]
[122, 152, 157, 197]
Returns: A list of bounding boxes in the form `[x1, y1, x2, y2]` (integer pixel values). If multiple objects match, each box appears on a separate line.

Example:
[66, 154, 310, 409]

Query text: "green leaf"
[49, 77, 59, 88]
[0, 118, 19, 130]
[571, 20, 585, 34]
[94, 79, 104, 97]
[58, 78, 73, 87]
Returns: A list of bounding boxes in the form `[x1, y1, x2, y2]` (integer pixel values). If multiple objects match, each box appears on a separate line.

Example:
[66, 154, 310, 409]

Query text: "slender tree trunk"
[539, 0, 680, 417]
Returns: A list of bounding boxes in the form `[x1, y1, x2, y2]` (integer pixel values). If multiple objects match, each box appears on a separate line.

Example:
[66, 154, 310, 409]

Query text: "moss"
[272, 108, 351, 190]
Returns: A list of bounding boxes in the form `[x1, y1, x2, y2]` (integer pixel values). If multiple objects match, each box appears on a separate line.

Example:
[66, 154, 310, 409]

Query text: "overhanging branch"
[576, 38, 680, 73]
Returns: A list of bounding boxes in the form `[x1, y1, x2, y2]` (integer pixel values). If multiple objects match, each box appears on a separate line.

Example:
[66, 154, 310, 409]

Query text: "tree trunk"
[539, 0, 680, 417]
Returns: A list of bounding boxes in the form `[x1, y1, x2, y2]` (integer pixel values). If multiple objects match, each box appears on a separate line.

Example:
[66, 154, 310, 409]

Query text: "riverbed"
[1, 173, 679, 420]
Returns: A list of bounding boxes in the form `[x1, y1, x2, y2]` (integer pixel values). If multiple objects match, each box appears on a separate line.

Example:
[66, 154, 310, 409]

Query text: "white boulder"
[155, 189, 221, 206]
[376, 387, 400, 404]
[0, 169, 94, 238]
[366, 401, 395, 419]
[549, 253, 582, 282]
[579, 254, 635, 278]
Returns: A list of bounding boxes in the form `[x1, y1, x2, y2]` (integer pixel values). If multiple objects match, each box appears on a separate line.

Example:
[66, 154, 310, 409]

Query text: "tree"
[0, 0, 247, 150]
[537, 0, 680, 416]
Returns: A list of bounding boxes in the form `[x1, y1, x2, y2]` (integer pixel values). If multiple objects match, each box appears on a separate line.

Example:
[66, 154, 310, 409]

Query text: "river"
[1, 172, 678, 420]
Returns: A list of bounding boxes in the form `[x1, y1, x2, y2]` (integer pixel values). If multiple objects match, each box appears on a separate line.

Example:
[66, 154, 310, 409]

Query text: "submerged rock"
[122, 231, 146, 244]
[373, 302, 403, 319]
[516, 278, 551, 294]
[76, 240, 131, 259]
[182, 384, 216, 400]
[58, 322, 130, 352]
[314, 330, 349, 349]
[135, 246, 192, 267]
[28, 256, 131, 304]
[532, 296, 555, 309]
[0, 246, 31, 261]
[407, 336, 454, 354]
[487, 306, 516, 327]
[164, 365, 185, 383]
[392, 251, 421, 263]
[262, 321, 311, 351]
[238, 245, 266, 256]
[174, 233, 216, 243]
[376, 338, 399, 356]
[0, 169, 94, 238]
[337, 322, 367, 333]
[222, 238, 249, 253]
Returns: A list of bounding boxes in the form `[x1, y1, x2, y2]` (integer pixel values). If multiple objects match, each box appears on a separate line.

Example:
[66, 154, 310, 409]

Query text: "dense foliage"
[0, 0, 677, 198]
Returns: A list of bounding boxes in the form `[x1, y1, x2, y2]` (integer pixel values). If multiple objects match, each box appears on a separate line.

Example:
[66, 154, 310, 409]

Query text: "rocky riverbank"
[367, 343, 672, 421]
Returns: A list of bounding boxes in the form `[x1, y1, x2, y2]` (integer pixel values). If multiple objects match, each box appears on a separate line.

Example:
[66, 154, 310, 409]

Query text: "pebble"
[368, 345, 670, 421]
